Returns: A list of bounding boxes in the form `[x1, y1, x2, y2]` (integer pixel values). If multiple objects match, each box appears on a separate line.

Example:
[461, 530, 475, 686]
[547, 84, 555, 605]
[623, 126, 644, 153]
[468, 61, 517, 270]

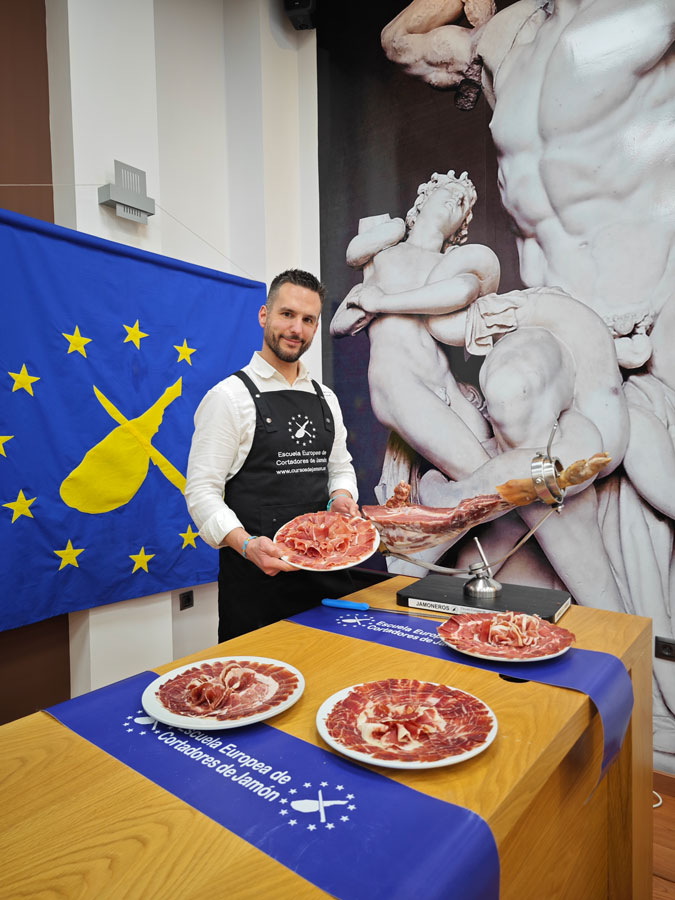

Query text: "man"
[185, 269, 359, 641]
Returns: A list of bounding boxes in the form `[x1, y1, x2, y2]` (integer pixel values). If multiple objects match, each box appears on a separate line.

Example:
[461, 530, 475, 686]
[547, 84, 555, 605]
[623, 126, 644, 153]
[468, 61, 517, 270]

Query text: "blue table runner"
[290, 606, 634, 774]
[48, 671, 499, 900]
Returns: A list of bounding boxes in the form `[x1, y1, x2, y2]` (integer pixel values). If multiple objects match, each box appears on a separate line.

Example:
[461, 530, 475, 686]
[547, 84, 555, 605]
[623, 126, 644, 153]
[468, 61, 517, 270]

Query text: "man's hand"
[329, 492, 360, 518]
[243, 536, 296, 575]
[221, 528, 295, 575]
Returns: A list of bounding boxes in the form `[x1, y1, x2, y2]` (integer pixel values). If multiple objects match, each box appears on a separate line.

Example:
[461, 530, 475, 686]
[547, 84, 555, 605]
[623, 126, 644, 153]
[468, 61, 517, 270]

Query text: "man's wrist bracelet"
[327, 492, 350, 511]
[242, 536, 259, 559]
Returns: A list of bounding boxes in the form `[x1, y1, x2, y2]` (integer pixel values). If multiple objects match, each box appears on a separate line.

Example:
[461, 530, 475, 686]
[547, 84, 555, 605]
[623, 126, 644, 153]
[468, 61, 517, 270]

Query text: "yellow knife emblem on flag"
[60, 378, 186, 514]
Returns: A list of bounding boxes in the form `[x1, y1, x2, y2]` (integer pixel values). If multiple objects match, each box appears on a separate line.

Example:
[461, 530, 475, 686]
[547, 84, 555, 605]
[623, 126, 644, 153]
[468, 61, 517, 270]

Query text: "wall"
[41, 0, 321, 693]
[0, 0, 71, 724]
[0, 0, 54, 222]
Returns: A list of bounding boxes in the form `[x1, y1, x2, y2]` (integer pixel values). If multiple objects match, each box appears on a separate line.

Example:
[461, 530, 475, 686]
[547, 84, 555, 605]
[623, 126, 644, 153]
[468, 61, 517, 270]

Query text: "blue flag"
[0, 208, 264, 631]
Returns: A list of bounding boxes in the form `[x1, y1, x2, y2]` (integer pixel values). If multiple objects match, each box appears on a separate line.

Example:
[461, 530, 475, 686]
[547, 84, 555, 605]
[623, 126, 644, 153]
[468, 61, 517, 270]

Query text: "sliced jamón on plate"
[274, 510, 379, 571]
[142, 657, 305, 730]
[438, 611, 576, 662]
[316, 677, 498, 769]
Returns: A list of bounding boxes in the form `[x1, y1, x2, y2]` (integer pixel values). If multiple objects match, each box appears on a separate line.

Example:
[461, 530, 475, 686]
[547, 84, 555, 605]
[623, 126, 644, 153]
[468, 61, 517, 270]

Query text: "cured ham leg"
[495, 452, 611, 506]
[362, 453, 610, 553]
[362, 492, 511, 554]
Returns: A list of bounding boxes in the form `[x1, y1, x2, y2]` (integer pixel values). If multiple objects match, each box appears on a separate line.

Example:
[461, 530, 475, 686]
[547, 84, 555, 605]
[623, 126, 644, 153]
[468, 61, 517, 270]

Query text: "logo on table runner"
[335, 613, 375, 627]
[335, 613, 445, 647]
[282, 784, 356, 829]
[126, 712, 358, 830]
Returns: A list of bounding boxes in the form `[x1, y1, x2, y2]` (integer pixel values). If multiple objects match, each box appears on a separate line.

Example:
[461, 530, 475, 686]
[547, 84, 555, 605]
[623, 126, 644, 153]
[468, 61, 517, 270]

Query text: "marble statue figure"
[380, 0, 675, 768]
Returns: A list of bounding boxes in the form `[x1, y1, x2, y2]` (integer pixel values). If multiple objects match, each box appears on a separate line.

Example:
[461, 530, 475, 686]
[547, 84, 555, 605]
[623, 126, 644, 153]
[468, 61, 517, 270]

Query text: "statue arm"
[355, 273, 483, 315]
[346, 217, 406, 268]
[381, 0, 483, 88]
[354, 245, 500, 315]
[623, 401, 675, 519]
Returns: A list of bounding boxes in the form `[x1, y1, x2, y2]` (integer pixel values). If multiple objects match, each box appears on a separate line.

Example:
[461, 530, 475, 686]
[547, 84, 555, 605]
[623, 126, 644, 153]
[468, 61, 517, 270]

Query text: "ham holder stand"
[390, 424, 574, 623]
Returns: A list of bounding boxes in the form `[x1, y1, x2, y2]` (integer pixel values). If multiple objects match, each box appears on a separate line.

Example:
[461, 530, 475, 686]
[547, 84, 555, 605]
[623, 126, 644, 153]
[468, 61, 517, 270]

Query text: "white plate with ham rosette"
[274, 510, 379, 571]
[142, 656, 304, 730]
[438, 611, 576, 663]
[316, 678, 498, 769]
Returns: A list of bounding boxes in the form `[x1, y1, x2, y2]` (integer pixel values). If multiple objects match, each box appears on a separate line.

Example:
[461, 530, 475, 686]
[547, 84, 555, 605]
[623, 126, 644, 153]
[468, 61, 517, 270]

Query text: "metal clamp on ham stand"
[530, 422, 566, 508]
[375, 423, 589, 621]
[463, 423, 566, 603]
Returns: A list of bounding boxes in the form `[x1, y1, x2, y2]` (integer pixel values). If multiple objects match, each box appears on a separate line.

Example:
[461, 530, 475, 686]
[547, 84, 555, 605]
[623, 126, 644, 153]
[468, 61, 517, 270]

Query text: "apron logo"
[287, 413, 318, 447]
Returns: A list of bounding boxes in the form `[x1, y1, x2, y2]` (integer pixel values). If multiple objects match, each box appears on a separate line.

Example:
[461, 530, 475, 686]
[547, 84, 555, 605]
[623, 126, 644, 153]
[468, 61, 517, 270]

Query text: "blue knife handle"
[322, 598, 370, 611]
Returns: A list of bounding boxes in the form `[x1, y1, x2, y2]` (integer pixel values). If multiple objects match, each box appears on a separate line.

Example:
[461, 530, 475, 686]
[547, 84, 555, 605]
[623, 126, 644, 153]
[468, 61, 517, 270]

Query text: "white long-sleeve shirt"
[185, 351, 358, 548]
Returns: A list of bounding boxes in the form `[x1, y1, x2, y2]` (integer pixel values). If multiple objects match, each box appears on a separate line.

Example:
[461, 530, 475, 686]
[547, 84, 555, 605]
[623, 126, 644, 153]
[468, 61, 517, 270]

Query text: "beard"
[263, 325, 310, 363]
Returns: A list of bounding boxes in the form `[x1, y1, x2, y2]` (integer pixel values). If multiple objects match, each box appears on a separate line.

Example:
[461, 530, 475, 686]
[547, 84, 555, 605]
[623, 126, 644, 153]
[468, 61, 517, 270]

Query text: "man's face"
[259, 282, 321, 364]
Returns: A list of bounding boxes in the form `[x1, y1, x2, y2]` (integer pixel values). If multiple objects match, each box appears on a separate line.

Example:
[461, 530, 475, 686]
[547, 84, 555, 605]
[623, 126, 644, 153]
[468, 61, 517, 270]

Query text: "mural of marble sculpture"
[333, 170, 627, 608]
[331, 172, 499, 479]
[356, 0, 674, 768]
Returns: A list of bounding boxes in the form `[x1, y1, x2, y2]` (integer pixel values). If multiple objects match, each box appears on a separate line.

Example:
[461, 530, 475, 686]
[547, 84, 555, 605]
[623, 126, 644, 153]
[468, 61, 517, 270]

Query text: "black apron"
[218, 371, 353, 641]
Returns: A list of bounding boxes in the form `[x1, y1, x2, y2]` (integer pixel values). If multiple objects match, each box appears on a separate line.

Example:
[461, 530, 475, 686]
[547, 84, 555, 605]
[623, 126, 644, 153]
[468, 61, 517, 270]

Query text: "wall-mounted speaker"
[283, 0, 316, 30]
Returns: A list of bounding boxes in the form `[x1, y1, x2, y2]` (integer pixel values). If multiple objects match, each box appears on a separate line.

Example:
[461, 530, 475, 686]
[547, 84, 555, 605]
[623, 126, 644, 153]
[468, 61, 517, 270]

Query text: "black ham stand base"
[396, 574, 572, 623]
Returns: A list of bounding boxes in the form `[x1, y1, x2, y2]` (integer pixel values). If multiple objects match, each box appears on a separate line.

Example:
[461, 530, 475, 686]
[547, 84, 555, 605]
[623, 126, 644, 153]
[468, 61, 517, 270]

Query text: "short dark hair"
[267, 269, 326, 307]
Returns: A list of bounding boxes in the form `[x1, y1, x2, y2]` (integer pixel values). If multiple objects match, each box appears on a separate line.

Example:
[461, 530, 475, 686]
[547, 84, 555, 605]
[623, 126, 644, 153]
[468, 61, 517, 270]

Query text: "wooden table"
[0, 577, 652, 899]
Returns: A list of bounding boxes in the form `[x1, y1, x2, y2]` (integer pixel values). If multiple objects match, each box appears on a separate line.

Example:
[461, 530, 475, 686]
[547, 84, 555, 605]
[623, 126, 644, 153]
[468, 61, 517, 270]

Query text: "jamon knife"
[321, 598, 448, 620]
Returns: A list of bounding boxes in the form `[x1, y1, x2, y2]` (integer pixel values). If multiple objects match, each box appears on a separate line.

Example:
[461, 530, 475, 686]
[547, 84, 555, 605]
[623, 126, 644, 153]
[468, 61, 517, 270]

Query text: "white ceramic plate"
[439, 638, 571, 663]
[141, 656, 304, 730]
[316, 680, 498, 770]
[274, 513, 379, 571]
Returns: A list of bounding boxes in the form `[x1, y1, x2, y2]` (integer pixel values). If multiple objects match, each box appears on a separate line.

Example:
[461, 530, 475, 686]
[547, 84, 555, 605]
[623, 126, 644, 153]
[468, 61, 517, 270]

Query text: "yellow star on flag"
[8, 364, 40, 395]
[3, 489, 37, 523]
[62, 325, 92, 358]
[0, 435, 14, 457]
[180, 524, 199, 548]
[54, 539, 85, 570]
[123, 320, 149, 349]
[130, 546, 155, 573]
[174, 339, 197, 366]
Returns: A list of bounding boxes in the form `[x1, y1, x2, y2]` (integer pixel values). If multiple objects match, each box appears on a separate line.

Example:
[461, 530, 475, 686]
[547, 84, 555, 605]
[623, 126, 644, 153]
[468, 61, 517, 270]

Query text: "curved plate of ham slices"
[142, 656, 305, 730]
[316, 678, 497, 769]
[274, 511, 379, 571]
[438, 611, 576, 662]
